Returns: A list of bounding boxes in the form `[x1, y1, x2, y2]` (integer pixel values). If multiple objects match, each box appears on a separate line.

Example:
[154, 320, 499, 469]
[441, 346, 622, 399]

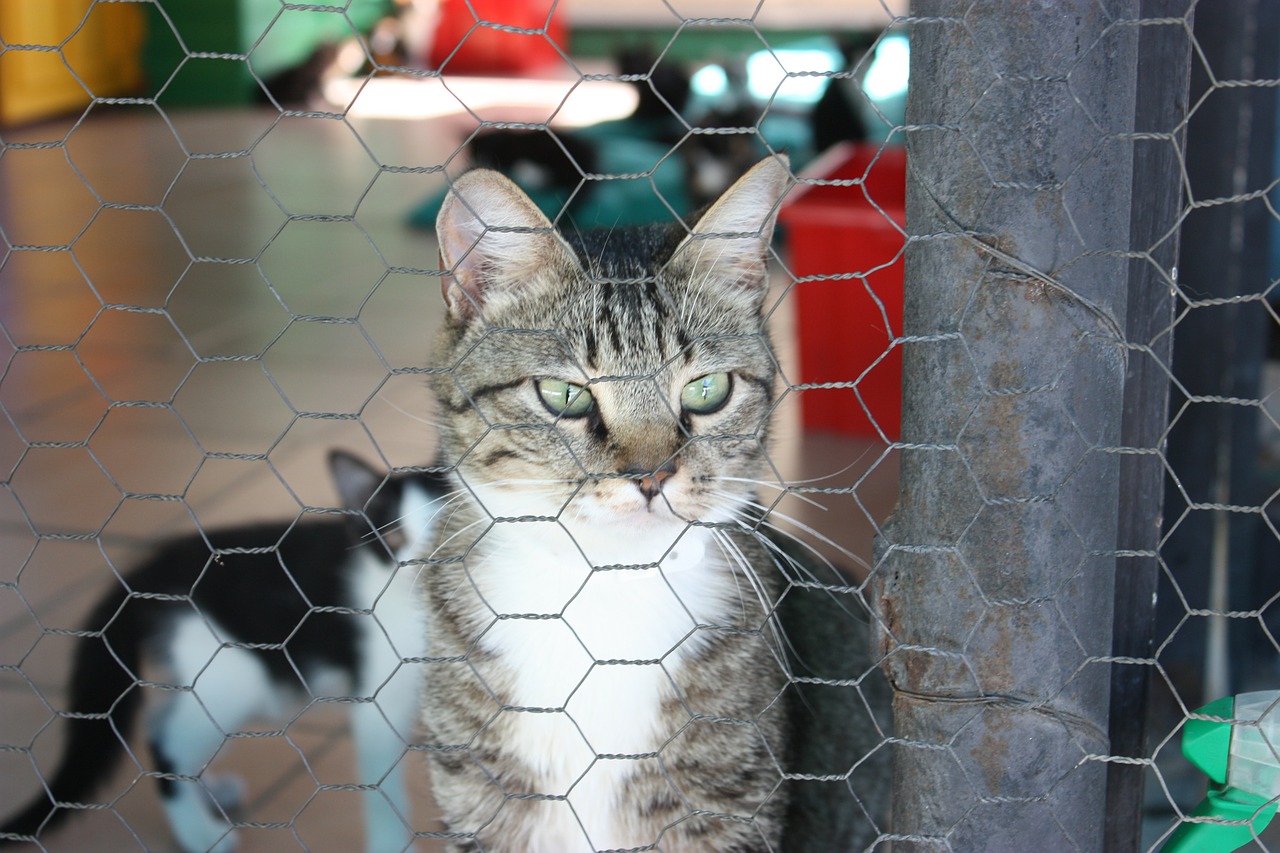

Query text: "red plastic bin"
[779, 143, 906, 441]
[428, 0, 567, 76]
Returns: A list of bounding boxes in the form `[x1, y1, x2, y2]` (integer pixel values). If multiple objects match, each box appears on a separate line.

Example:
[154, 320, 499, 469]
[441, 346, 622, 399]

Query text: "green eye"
[681, 372, 732, 414]
[537, 378, 595, 418]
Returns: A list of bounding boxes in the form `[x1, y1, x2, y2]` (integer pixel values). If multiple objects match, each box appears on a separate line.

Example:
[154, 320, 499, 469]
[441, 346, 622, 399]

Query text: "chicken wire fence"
[0, 0, 1276, 851]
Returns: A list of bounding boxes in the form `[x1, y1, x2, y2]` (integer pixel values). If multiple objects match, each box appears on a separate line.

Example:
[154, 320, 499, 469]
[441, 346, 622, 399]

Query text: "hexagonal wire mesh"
[1, 0, 1277, 852]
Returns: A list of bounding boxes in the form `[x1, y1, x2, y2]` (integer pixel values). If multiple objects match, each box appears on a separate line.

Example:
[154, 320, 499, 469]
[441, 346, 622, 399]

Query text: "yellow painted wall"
[0, 0, 144, 126]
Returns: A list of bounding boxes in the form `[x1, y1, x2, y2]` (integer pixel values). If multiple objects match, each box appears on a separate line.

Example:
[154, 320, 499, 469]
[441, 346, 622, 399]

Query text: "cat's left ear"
[436, 169, 571, 322]
[674, 155, 792, 301]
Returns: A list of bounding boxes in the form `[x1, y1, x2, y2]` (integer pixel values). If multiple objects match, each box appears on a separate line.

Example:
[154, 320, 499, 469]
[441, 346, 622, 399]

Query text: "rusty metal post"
[871, 5, 1186, 850]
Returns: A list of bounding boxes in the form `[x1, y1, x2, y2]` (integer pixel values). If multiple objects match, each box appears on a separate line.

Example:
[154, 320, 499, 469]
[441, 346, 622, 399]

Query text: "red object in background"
[428, 0, 566, 75]
[779, 143, 907, 441]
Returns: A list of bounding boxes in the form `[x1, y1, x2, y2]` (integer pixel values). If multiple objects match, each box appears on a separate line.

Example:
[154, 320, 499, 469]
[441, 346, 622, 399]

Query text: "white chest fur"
[461, 520, 735, 851]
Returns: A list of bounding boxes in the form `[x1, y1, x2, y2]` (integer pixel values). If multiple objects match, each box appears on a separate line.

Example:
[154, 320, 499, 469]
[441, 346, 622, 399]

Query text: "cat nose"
[626, 463, 677, 500]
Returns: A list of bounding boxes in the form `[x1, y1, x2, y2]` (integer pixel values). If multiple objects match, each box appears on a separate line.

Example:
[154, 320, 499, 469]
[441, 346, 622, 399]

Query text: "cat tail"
[0, 583, 145, 845]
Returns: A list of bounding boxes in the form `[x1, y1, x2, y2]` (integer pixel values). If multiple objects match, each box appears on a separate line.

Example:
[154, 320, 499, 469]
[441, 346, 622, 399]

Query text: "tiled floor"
[0, 103, 899, 851]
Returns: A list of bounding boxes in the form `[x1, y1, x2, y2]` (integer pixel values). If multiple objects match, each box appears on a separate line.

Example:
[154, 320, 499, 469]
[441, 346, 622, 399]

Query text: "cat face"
[433, 158, 791, 562]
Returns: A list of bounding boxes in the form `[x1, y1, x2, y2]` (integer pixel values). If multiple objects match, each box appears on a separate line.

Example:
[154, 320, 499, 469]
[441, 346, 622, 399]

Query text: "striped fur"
[424, 158, 794, 852]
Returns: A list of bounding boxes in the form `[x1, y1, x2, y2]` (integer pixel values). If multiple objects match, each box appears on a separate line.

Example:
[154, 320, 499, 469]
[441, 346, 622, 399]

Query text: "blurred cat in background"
[0, 452, 448, 853]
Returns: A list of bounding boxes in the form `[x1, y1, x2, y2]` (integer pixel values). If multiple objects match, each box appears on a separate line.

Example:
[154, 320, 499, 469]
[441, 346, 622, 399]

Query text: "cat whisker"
[373, 394, 446, 429]
[709, 527, 777, 616]
[745, 523, 869, 624]
[731, 445, 879, 489]
[709, 490, 871, 576]
[716, 512, 875, 681]
[714, 500, 874, 637]
[357, 488, 471, 550]
[705, 485, 868, 591]
[709, 528, 787, 656]
[719, 508, 841, 591]
[758, 510, 872, 576]
[474, 477, 579, 489]
[710, 477, 828, 511]
[709, 527, 751, 617]
[418, 490, 476, 544]
[412, 516, 490, 588]
[593, 221, 621, 272]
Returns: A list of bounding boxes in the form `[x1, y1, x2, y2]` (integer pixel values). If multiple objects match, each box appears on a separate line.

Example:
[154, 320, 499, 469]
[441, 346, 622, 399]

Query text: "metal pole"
[871, 6, 1177, 849]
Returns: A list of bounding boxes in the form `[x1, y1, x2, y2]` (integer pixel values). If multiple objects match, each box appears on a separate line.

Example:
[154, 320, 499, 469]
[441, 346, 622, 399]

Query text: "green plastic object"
[144, 0, 391, 106]
[1163, 691, 1280, 852]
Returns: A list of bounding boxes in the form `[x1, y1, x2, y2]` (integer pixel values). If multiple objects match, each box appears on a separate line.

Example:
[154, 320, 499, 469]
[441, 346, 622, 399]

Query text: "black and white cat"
[0, 451, 448, 853]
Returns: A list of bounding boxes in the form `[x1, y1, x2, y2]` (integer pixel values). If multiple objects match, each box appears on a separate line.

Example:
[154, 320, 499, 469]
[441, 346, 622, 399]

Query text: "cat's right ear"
[436, 169, 563, 322]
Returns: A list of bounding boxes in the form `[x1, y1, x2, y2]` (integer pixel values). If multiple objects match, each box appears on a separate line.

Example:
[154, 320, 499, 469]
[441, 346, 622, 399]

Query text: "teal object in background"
[408, 118, 691, 231]
[143, 0, 391, 105]
[565, 117, 690, 227]
[1163, 692, 1280, 852]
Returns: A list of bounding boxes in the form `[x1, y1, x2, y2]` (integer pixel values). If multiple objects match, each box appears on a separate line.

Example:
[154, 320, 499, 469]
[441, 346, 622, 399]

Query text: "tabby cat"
[420, 156, 888, 852]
